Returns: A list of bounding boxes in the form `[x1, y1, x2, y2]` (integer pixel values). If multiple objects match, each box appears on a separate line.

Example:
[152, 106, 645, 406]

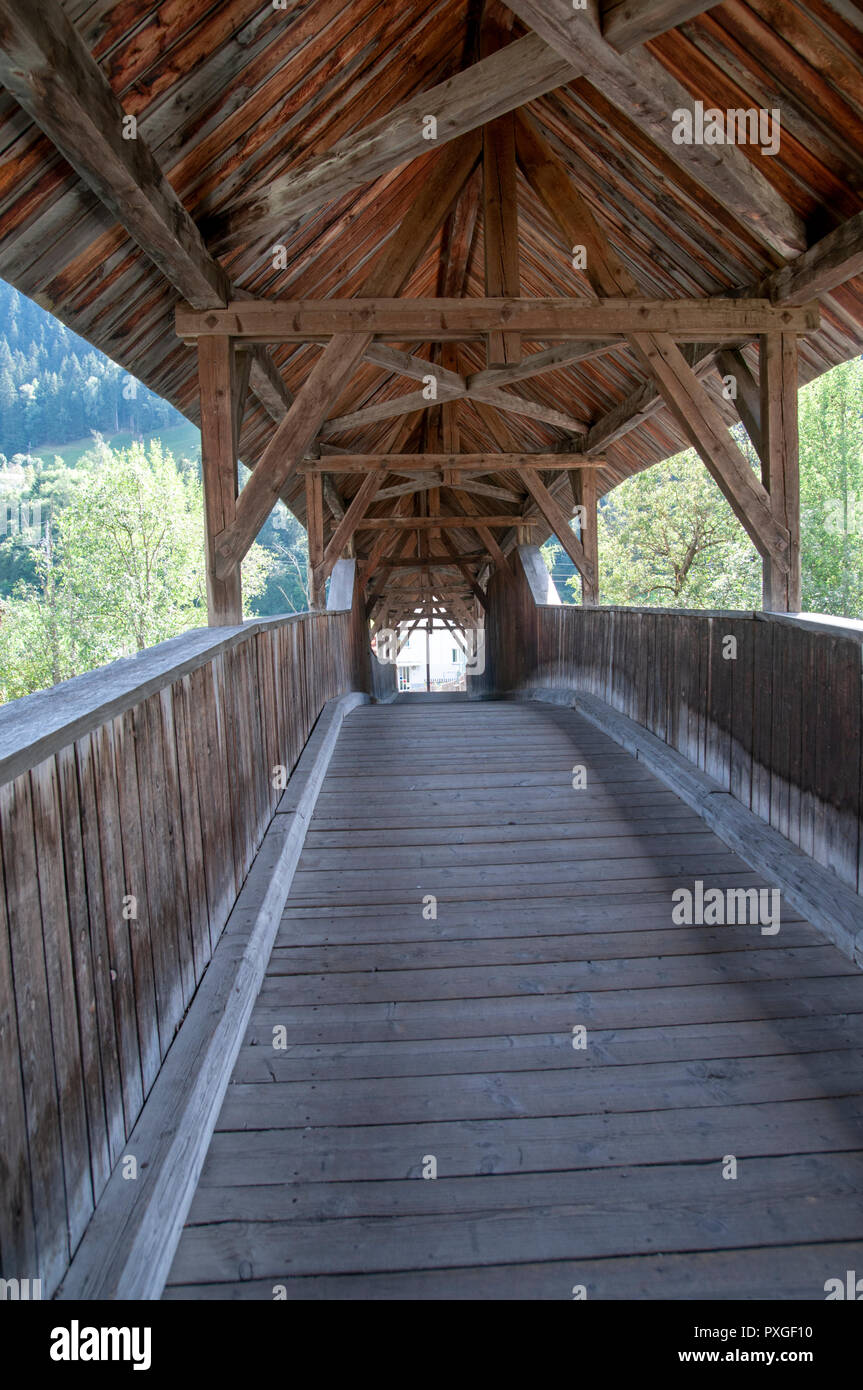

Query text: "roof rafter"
[0, 0, 292, 431]
[507, 0, 806, 258]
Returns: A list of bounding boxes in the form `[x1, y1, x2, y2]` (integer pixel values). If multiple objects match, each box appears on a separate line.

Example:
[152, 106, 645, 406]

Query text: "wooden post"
[305, 472, 325, 608]
[572, 469, 599, 606]
[760, 333, 801, 612]
[198, 336, 242, 626]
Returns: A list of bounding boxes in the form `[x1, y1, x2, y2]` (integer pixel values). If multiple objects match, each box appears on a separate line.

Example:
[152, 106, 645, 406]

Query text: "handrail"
[0, 610, 351, 787]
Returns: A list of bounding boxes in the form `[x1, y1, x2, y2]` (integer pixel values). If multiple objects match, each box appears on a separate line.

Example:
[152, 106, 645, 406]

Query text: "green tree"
[798, 357, 863, 618]
[569, 449, 761, 609]
[0, 440, 273, 702]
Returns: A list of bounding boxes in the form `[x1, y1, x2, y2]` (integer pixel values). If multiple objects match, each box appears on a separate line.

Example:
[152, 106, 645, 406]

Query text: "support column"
[572, 469, 599, 606]
[305, 471, 325, 608]
[199, 336, 242, 626]
[760, 333, 801, 612]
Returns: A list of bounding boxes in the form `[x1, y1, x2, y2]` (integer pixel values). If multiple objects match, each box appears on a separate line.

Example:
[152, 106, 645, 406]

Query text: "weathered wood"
[355, 514, 521, 530]
[716, 347, 762, 455]
[0, 0, 229, 309]
[522, 470, 594, 585]
[507, 0, 806, 257]
[0, 0, 291, 431]
[210, 136, 481, 578]
[304, 473, 325, 608]
[630, 330, 792, 569]
[585, 204, 863, 459]
[320, 377, 588, 437]
[0, 825, 38, 1282]
[177, 297, 818, 342]
[0, 592, 373, 1296]
[757, 208, 863, 305]
[515, 109, 793, 572]
[572, 469, 599, 606]
[198, 336, 242, 625]
[56, 692, 368, 1301]
[318, 469, 383, 586]
[165, 699, 863, 1298]
[0, 774, 69, 1292]
[210, 34, 574, 248]
[602, 0, 723, 50]
[302, 453, 603, 472]
[760, 333, 802, 611]
[482, 21, 520, 367]
[28, 758, 93, 1254]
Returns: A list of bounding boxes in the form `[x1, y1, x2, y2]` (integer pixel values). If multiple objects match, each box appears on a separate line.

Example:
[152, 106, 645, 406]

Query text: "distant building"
[396, 624, 467, 692]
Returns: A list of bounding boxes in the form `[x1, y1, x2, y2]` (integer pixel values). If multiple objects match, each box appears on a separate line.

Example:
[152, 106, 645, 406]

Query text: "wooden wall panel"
[0, 602, 372, 1295]
[481, 561, 863, 901]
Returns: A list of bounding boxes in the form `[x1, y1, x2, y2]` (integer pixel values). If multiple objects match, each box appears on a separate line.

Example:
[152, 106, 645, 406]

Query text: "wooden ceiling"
[1, 0, 862, 615]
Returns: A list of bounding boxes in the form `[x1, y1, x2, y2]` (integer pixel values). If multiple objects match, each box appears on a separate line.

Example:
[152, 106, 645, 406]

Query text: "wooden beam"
[522, 470, 594, 586]
[437, 532, 489, 609]
[367, 338, 615, 393]
[198, 338, 242, 626]
[304, 473, 325, 608]
[0, 0, 294, 434]
[322, 475, 346, 522]
[375, 475, 520, 504]
[467, 339, 615, 389]
[630, 331, 789, 566]
[756, 208, 863, 305]
[0, 0, 228, 308]
[317, 469, 385, 585]
[602, 1, 723, 51]
[506, 0, 805, 258]
[584, 209, 863, 458]
[378, 552, 487, 567]
[359, 499, 417, 585]
[356, 514, 522, 530]
[716, 347, 763, 459]
[585, 349, 716, 453]
[177, 297, 817, 342]
[516, 109, 790, 570]
[364, 343, 465, 394]
[320, 379, 588, 437]
[482, 16, 521, 367]
[448, 489, 513, 576]
[760, 334, 801, 612]
[245, 346, 294, 425]
[571, 469, 599, 606]
[299, 452, 604, 472]
[209, 33, 574, 250]
[232, 348, 253, 449]
[210, 135, 481, 579]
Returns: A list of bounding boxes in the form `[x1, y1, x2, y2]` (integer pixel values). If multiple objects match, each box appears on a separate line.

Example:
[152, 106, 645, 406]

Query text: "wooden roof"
[1, 0, 862, 587]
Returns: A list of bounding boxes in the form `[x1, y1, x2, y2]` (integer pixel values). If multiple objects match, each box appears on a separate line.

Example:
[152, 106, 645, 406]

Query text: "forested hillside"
[0, 280, 182, 452]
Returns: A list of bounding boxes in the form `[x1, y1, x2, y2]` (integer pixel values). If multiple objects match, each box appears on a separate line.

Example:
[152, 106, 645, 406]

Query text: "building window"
[398, 668, 411, 691]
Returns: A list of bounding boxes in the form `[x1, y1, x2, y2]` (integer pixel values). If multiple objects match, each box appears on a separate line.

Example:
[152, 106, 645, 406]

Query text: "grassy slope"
[31, 420, 202, 469]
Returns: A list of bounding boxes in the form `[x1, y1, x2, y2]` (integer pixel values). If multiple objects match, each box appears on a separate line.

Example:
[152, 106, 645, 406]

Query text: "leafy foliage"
[566, 358, 863, 617]
[0, 440, 273, 702]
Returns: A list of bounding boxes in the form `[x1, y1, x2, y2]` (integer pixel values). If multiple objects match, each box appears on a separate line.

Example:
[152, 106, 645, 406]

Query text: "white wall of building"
[396, 624, 467, 692]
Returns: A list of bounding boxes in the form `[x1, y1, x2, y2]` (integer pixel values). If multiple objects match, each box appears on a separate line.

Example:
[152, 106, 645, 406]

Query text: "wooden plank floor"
[165, 700, 863, 1299]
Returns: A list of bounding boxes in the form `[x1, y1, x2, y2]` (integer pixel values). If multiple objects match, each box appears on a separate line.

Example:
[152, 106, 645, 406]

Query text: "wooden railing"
[479, 547, 863, 898]
[0, 579, 372, 1294]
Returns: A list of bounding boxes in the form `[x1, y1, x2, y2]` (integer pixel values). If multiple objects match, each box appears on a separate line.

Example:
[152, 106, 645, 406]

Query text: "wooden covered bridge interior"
[1, 0, 863, 1301]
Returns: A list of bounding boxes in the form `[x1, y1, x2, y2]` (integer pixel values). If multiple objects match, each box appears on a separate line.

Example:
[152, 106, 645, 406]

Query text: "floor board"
[166, 700, 863, 1299]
